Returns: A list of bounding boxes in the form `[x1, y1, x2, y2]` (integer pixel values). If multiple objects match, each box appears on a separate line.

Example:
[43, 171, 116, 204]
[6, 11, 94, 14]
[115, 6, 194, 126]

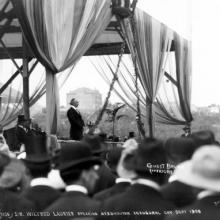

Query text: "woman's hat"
[58, 141, 102, 171]
[173, 145, 220, 192]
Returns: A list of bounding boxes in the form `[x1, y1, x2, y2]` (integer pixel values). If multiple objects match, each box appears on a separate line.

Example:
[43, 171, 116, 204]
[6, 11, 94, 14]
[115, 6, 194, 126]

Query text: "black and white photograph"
[0, 0, 220, 219]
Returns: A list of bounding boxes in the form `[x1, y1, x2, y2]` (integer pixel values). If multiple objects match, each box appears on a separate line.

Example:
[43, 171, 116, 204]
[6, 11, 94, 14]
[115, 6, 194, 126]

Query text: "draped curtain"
[0, 60, 74, 128]
[155, 33, 193, 128]
[11, 0, 112, 134]
[90, 55, 146, 115]
[121, 9, 173, 136]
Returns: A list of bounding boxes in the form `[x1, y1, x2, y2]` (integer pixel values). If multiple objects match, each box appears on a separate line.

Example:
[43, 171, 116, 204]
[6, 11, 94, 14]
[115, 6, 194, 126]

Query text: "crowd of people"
[0, 115, 220, 220]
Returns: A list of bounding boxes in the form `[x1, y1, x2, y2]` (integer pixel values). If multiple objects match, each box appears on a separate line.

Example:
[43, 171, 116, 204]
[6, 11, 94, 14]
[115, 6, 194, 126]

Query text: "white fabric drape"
[121, 9, 173, 136]
[12, 0, 112, 134]
[155, 33, 193, 127]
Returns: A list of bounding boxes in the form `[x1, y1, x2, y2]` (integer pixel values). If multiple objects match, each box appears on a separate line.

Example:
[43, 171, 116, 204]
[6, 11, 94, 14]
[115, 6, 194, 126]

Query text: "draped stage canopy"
[0, 0, 191, 138]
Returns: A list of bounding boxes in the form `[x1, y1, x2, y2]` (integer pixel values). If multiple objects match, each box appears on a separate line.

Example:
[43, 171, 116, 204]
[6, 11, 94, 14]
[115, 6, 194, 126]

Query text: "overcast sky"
[60, 0, 220, 107]
[1, 0, 220, 107]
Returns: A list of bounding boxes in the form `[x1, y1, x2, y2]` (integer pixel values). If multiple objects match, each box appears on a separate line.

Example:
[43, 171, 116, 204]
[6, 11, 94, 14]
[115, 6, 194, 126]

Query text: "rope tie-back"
[88, 41, 126, 135]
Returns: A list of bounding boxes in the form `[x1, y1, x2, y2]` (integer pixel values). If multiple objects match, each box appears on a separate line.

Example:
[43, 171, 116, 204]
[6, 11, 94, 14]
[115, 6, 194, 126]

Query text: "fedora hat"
[58, 141, 102, 171]
[23, 129, 51, 163]
[0, 158, 26, 189]
[124, 138, 166, 173]
[173, 145, 220, 192]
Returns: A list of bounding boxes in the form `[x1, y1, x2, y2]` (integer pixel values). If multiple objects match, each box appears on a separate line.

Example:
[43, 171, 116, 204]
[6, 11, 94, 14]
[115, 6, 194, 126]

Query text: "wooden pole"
[22, 38, 30, 120]
[147, 100, 155, 138]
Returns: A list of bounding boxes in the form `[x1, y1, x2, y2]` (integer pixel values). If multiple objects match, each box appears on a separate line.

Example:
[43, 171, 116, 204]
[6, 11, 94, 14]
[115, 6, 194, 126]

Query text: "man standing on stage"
[67, 98, 85, 140]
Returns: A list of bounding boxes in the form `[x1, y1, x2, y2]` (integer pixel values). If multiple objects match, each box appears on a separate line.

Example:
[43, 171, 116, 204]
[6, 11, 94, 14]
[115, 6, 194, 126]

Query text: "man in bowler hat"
[43, 141, 102, 219]
[67, 98, 85, 140]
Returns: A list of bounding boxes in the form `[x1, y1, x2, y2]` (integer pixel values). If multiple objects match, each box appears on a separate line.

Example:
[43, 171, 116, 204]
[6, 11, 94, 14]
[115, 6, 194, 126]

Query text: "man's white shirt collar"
[132, 178, 160, 191]
[31, 177, 54, 188]
[70, 105, 78, 111]
[116, 178, 132, 184]
[197, 190, 218, 200]
[66, 185, 88, 194]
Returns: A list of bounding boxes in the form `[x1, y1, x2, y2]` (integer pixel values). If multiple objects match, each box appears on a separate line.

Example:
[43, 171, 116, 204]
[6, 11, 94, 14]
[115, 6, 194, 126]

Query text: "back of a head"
[190, 130, 215, 148]
[82, 134, 105, 156]
[123, 138, 167, 184]
[106, 147, 123, 175]
[164, 137, 197, 165]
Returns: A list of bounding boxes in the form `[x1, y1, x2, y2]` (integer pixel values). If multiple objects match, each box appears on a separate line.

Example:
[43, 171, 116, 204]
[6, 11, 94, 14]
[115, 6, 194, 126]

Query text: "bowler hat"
[82, 134, 106, 155]
[58, 141, 102, 171]
[124, 138, 167, 173]
[173, 145, 220, 192]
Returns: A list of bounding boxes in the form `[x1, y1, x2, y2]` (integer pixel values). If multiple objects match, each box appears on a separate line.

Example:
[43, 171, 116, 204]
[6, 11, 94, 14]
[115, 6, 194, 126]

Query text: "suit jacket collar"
[128, 182, 163, 200]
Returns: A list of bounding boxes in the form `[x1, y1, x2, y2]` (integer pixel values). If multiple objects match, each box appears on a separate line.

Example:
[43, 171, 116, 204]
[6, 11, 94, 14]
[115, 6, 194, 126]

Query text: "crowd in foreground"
[0, 125, 220, 220]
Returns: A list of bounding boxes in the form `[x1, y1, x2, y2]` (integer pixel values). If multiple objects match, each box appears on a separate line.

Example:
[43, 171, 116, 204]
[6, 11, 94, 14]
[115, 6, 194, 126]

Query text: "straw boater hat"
[173, 145, 220, 192]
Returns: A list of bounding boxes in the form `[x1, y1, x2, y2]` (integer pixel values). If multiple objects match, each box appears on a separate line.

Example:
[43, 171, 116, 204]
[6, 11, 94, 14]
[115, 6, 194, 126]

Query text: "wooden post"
[22, 38, 30, 120]
[147, 101, 155, 138]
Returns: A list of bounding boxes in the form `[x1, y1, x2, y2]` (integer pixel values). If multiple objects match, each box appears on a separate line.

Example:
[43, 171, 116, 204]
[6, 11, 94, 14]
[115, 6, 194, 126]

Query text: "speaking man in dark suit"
[67, 98, 85, 140]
